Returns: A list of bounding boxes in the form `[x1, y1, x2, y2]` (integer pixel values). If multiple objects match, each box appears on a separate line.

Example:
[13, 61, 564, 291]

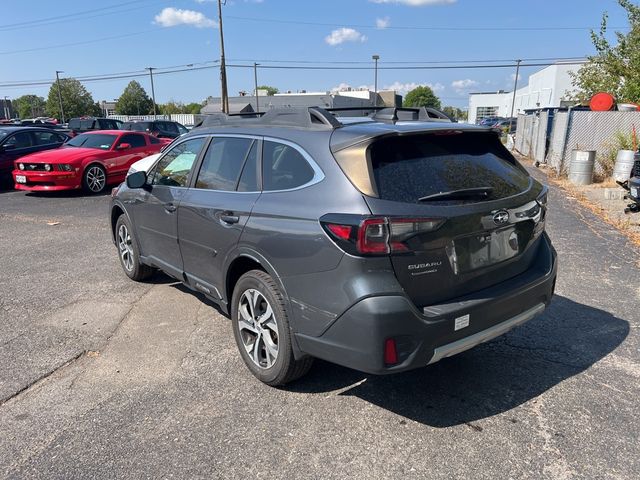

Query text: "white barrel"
[568, 150, 595, 185]
[613, 149, 636, 182]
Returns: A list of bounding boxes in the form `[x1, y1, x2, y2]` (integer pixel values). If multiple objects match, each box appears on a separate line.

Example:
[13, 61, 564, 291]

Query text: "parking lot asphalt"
[1, 169, 639, 479]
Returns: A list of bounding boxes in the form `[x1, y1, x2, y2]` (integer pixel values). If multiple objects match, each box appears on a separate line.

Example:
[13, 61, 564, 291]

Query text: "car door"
[178, 136, 261, 298]
[0, 131, 38, 174]
[131, 136, 206, 279]
[113, 133, 148, 176]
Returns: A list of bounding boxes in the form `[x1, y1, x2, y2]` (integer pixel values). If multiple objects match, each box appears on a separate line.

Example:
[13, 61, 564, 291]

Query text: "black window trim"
[147, 134, 211, 189]
[188, 134, 263, 193]
[260, 136, 324, 194]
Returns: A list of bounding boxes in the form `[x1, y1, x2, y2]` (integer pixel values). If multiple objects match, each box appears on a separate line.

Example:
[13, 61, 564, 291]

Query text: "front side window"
[117, 134, 146, 149]
[262, 141, 315, 191]
[195, 137, 254, 191]
[148, 137, 205, 187]
[5, 132, 34, 148]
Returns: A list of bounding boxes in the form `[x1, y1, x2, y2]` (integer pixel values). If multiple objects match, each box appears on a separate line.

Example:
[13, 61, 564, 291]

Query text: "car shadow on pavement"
[288, 295, 629, 428]
[25, 190, 112, 198]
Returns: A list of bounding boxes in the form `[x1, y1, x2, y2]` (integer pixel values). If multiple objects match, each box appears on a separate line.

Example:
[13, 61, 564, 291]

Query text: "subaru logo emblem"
[493, 210, 509, 225]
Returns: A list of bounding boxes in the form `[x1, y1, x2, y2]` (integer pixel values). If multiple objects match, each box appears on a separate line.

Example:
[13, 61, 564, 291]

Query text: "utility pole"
[55, 71, 65, 123]
[372, 55, 380, 107]
[217, 0, 229, 113]
[253, 62, 260, 113]
[146, 67, 157, 116]
[508, 59, 522, 134]
[3, 96, 8, 119]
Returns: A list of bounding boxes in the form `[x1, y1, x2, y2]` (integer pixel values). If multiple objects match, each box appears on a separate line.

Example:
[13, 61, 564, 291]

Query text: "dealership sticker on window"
[454, 314, 470, 331]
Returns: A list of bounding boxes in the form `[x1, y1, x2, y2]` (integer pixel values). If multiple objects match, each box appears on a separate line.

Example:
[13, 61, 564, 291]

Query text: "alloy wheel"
[86, 166, 106, 192]
[237, 289, 279, 369]
[117, 223, 134, 272]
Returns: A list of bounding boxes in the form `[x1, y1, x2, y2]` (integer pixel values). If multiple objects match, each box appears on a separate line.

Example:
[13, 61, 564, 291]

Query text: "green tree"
[442, 106, 468, 121]
[13, 95, 46, 119]
[184, 102, 203, 114]
[45, 78, 101, 120]
[403, 85, 441, 109]
[570, 0, 640, 102]
[160, 100, 184, 115]
[115, 80, 154, 115]
[257, 85, 279, 96]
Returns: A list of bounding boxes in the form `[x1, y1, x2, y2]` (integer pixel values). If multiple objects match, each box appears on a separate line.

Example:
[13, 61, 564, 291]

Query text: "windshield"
[66, 133, 117, 150]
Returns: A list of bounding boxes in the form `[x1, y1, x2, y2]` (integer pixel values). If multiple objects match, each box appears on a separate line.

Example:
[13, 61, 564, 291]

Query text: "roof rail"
[326, 106, 455, 123]
[196, 107, 341, 130]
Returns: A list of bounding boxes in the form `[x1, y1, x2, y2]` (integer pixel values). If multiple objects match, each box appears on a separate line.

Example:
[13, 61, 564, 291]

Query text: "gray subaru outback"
[110, 107, 557, 386]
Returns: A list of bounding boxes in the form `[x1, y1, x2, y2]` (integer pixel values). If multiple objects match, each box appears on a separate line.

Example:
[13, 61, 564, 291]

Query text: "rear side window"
[68, 119, 80, 129]
[262, 141, 314, 191]
[149, 138, 205, 187]
[80, 119, 94, 129]
[34, 131, 65, 145]
[368, 132, 530, 203]
[195, 137, 254, 191]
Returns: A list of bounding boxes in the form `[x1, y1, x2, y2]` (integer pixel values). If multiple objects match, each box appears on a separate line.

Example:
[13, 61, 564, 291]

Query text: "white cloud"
[376, 17, 390, 29]
[370, 0, 456, 6]
[384, 81, 444, 94]
[325, 28, 367, 46]
[331, 82, 353, 92]
[509, 73, 522, 82]
[451, 79, 480, 93]
[154, 7, 217, 28]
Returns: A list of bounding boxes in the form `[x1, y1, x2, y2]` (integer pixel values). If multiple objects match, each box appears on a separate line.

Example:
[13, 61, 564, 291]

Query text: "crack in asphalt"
[0, 284, 155, 409]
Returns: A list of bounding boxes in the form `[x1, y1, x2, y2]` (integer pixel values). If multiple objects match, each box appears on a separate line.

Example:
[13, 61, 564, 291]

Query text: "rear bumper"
[13, 169, 81, 191]
[295, 233, 557, 375]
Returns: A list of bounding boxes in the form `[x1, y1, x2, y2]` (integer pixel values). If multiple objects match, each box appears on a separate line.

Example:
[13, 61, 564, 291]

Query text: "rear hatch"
[332, 129, 547, 308]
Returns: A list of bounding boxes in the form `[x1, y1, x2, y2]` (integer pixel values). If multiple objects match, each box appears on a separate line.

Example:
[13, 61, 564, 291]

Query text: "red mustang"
[12, 130, 170, 193]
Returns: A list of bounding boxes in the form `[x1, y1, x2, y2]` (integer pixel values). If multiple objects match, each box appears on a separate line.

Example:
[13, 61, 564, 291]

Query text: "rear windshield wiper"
[418, 187, 493, 202]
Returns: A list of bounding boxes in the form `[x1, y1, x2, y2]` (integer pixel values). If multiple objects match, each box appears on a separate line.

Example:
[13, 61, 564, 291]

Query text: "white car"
[126, 153, 160, 177]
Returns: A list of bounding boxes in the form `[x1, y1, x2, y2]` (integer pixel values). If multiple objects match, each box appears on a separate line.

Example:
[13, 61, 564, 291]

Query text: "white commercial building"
[468, 63, 577, 124]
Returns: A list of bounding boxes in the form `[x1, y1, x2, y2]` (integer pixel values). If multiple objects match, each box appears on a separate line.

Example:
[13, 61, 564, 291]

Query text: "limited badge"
[454, 314, 470, 331]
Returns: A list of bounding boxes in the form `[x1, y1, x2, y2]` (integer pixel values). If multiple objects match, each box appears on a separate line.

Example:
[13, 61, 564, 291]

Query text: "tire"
[83, 164, 107, 194]
[115, 214, 154, 281]
[231, 270, 313, 386]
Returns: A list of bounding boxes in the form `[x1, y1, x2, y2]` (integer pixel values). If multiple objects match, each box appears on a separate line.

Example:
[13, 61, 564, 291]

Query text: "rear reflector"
[384, 338, 398, 365]
[326, 224, 352, 241]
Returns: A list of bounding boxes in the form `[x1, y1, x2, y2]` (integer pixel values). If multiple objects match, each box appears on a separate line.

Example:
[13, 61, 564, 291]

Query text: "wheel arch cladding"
[226, 256, 265, 304]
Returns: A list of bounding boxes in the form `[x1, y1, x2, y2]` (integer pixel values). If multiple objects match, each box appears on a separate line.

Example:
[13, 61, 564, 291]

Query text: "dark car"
[494, 118, 518, 132]
[67, 117, 123, 137]
[110, 107, 557, 386]
[122, 120, 188, 139]
[0, 127, 69, 187]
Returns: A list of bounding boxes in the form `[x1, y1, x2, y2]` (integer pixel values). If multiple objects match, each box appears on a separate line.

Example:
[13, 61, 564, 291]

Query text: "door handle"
[220, 212, 240, 224]
[164, 203, 177, 213]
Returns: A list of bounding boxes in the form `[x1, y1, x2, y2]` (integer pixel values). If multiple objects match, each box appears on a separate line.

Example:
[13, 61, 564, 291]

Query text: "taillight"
[357, 218, 389, 254]
[321, 215, 443, 256]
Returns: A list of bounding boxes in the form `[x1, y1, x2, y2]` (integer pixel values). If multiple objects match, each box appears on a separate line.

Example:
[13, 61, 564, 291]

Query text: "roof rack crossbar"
[326, 106, 454, 123]
[197, 107, 341, 130]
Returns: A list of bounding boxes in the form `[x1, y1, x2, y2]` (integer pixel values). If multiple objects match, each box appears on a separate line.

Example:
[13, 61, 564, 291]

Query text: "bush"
[599, 131, 636, 178]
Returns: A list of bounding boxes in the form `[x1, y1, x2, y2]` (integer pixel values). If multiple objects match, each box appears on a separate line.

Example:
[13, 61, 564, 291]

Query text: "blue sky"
[0, 0, 631, 109]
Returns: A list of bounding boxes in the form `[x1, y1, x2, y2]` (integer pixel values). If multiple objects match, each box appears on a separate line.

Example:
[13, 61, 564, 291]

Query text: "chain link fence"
[516, 110, 640, 174]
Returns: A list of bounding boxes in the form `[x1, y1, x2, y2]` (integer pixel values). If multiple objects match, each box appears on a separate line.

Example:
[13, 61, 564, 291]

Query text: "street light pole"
[508, 59, 522, 134]
[3, 96, 8, 119]
[372, 55, 380, 107]
[146, 67, 157, 116]
[55, 70, 65, 123]
[217, 0, 229, 114]
[253, 62, 260, 113]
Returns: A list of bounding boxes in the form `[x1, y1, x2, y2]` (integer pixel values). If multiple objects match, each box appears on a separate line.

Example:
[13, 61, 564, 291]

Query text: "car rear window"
[125, 122, 150, 132]
[368, 132, 530, 203]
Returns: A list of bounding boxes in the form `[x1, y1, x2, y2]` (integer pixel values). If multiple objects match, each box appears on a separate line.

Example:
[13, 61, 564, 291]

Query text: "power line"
[225, 14, 628, 32]
[0, 60, 588, 89]
[0, 0, 163, 32]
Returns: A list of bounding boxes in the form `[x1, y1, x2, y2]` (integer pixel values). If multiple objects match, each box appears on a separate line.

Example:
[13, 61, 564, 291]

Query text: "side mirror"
[117, 143, 131, 150]
[126, 170, 147, 189]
